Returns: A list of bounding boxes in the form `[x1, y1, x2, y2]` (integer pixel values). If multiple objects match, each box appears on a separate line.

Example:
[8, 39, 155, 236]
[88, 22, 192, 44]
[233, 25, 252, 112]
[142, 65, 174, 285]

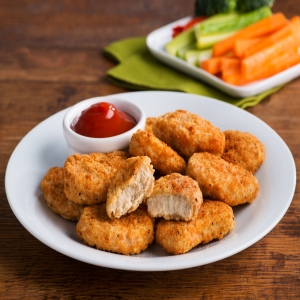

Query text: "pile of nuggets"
[41, 109, 265, 255]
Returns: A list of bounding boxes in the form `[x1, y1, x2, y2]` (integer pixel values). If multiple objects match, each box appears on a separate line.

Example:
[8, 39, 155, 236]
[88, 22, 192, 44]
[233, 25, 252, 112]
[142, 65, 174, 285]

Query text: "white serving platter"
[146, 16, 300, 97]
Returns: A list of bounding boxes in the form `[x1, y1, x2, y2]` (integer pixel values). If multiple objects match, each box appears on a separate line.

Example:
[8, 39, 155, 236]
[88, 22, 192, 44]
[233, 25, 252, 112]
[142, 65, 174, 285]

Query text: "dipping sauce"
[71, 102, 137, 138]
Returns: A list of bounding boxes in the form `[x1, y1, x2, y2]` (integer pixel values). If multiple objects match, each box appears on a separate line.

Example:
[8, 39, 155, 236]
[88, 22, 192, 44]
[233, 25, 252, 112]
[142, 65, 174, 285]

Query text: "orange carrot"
[220, 57, 240, 72]
[255, 47, 300, 79]
[243, 16, 300, 58]
[241, 32, 300, 80]
[201, 57, 222, 74]
[201, 54, 238, 74]
[213, 13, 288, 57]
[223, 47, 300, 85]
[233, 37, 264, 58]
[222, 68, 244, 85]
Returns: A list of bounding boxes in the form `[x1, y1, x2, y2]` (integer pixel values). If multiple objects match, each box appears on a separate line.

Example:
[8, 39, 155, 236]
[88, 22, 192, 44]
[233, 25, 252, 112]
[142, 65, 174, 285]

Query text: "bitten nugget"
[144, 117, 157, 134]
[41, 167, 85, 221]
[64, 151, 128, 205]
[221, 130, 266, 173]
[106, 156, 155, 219]
[129, 129, 186, 175]
[152, 110, 225, 158]
[186, 152, 259, 206]
[76, 204, 155, 255]
[147, 173, 203, 221]
[155, 200, 235, 255]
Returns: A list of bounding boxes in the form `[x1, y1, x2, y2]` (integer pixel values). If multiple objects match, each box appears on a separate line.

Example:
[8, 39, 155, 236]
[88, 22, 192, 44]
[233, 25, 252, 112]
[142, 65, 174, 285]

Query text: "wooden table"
[1, 1, 299, 298]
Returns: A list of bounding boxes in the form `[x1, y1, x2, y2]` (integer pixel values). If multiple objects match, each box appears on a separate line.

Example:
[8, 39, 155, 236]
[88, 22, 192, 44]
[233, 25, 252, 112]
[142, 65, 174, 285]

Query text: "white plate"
[146, 16, 300, 98]
[5, 91, 296, 271]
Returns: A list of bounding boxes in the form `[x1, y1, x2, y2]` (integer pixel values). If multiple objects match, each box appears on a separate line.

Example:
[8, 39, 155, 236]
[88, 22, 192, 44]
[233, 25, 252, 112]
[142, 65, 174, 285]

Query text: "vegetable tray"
[146, 16, 300, 97]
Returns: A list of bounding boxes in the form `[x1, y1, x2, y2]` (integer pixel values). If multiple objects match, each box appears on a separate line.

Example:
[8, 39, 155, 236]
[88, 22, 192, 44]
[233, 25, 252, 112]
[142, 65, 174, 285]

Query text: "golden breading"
[152, 110, 225, 159]
[106, 156, 155, 219]
[40, 167, 85, 221]
[147, 173, 203, 221]
[186, 152, 259, 206]
[64, 151, 128, 205]
[144, 117, 157, 134]
[221, 130, 266, 174]
[129, 129, 186, 175]
[76, 204, 155, 255]
[155, 200, 235, 255]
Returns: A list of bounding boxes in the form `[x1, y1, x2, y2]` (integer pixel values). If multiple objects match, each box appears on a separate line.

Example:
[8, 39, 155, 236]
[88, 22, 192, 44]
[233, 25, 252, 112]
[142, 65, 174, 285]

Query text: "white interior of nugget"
[107, 164, 154, 218]
[147, 194, 194, 221]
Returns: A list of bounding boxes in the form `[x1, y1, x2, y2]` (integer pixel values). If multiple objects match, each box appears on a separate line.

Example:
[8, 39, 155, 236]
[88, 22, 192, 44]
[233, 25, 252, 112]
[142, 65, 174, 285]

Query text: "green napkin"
[104, 37, 284, 109]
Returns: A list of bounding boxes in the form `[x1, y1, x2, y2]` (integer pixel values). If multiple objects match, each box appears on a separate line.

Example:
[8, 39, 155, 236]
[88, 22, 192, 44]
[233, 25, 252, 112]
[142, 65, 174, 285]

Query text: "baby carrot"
[213, 13, 287, 57]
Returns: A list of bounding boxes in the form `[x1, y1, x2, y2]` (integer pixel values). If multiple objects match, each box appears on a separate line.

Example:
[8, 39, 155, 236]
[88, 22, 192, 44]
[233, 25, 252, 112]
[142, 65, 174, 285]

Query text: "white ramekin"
[63, 96, 146, 155]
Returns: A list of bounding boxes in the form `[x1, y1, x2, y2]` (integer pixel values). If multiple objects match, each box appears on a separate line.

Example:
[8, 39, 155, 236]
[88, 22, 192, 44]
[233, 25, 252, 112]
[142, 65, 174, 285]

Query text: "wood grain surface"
[1, 1, 299, 299]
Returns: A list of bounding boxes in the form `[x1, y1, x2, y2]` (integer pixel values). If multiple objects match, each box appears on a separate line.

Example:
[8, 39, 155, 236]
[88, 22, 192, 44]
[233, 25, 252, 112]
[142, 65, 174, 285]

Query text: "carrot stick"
[201, 57, 222, 74]
[213, 13, 288, 57]
[222, 68, 244, 85]
[201, 53, 237, 74]
[223, 47, 300, 85]
[233, 37, 264, 58]
[255, 47, 300, 79]
[241, 32, 300, 80]
[220, 57, 240, 72]
[243, 16, 300, 58]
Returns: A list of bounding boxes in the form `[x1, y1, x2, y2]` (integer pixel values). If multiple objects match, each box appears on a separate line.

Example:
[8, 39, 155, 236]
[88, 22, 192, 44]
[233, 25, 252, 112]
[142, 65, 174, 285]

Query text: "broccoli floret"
[236, 0, 274, 13]
[195, 0, 236, 16]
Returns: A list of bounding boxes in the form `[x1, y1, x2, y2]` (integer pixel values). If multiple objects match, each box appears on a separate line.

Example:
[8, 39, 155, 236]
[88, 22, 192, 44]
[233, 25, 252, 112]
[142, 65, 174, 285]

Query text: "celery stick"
[165, 28, 196, 56]
[185, 48, 212, 66]
[195, 6, 272, 37]
[194, 13, 239, 38]
[177, 44, 197, 59]
[197, 30, 238, 49]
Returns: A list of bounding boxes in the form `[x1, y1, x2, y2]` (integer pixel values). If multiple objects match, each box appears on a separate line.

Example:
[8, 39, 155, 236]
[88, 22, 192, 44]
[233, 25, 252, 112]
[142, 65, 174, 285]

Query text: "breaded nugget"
[64, 151, 128, 205]
[106, 156, 155, 219]
[147, 173, 203, 221]
[155, 200, 235, 255]
[186, 152, 259, 206]
[129, 129, 186, 175]
[221, 130, 266, 173]
[41, 167, 85, 221]
[144, 117, 157, 134]
[152, 110, 225, 158]
[76, 204, 154, 255]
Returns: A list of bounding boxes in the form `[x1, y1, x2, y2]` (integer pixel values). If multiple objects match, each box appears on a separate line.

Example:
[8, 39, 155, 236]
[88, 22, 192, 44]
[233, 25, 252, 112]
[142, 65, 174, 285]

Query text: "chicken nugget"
[221, 130, 266, 173]
[64, 151, 128, 205]
[41, 167, 85, 221]
[155, 200, 235, 255]
[129, 129, 186, 175]
[152, 110, 225, 159]
[186, 152, 259, 206]
[106, 156, 155, 219]
[76, 204, 154, 255]
[144, 117, 157, 134]
[147, 173, 203, 221]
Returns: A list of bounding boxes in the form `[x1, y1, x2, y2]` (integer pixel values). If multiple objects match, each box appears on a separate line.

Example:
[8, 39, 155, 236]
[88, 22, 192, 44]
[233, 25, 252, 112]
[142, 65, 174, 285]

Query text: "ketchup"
[71, 102, 137, 138]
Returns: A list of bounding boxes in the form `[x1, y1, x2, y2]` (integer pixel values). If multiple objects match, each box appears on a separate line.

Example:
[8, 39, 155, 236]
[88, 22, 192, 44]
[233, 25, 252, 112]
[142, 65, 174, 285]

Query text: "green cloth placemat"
[104, 37, 284, 109]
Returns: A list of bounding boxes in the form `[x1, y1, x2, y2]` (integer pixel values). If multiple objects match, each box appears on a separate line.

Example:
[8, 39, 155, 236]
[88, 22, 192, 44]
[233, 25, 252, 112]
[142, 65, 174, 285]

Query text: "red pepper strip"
[183, 16, 206, 30]
[172, 25, 184, 37]
[172, 16, 206, 38]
